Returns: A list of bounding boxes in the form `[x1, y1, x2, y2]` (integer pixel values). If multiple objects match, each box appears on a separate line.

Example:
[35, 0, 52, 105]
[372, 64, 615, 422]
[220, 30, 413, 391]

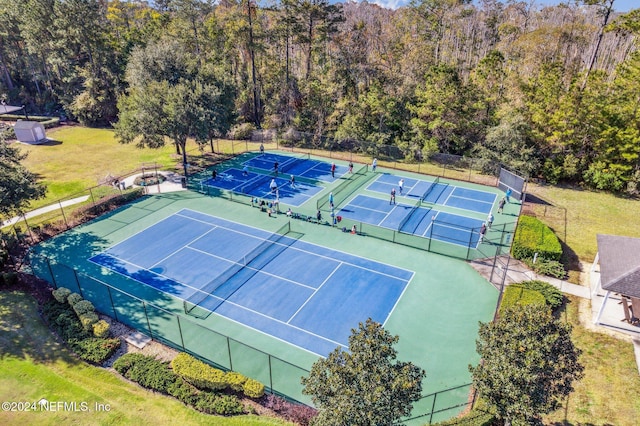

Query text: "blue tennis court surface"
[245, 153, 349, 183]
[339, 195, 485, 247]
[367, 174, 496, 214]
[89, 209, 413, 356]
[198, 167, 323, 207]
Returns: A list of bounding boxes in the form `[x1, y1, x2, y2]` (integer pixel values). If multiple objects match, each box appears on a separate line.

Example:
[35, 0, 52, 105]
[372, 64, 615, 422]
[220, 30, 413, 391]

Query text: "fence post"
[89, 187, 96, 208]
[176, 316, 186, 350]
[268, 355, 274, 393]
[429, 391, 437, 424]
[142, 301, 153, 338]
[106, 286, 119, 322]
[59, 200, 69, 229]
[73, 269, 83, 297]
[46, 257, 57, 288]
[22, 215, 35, 243]
[227, 337, 233, 371]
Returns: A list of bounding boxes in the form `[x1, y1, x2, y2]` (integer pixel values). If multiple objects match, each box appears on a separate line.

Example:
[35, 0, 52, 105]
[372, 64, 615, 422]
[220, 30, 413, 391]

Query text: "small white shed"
[13, 120, 46, 144]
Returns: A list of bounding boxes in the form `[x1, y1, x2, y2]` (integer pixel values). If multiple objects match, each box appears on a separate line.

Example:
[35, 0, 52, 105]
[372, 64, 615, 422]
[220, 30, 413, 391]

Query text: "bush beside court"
[114, 353, 304, 420]
[512, 215, 566, 278]
[42, 295, 119, 364]
[0, 291, 293, 426]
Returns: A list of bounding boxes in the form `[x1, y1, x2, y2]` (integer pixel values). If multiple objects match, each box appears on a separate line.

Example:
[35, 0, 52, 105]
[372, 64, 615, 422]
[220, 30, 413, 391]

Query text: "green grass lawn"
[0, 291, 293, 426]
[10, 125, 640, 425]
[543, 297, 640, 425]
[17, 126, 179, 208]
[525, 182, 640, 262]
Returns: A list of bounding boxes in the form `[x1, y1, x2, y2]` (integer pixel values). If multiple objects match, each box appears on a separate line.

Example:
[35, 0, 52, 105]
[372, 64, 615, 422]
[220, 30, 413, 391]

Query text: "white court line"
[185, 245, 316, 290]
[149, 227, 219, 270]
[286, 261, 342, 324]
[177, 209, 412, 281]
[450, 194, 494, 206]
[90, 253, 338, 353]
[383, 270, 416, 327]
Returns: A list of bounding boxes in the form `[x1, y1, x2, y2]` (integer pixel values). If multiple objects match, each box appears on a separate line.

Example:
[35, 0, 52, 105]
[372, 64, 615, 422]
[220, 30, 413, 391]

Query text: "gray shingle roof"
[597, 234, 640, 298]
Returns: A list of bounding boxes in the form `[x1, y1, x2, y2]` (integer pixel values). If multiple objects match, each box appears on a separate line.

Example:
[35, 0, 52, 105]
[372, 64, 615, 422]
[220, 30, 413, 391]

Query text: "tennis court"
[89, 209, 412, 356]
[245, 152, 349, 183]
[30, 187, 498, 424]
[198, 167, 323, 207]
[338, 195, 486, 247]
[367, 173, 496, 214]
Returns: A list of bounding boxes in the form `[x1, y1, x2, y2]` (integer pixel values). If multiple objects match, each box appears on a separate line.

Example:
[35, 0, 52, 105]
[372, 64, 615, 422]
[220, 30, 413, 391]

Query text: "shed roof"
[597, 234, 640, 298]
[0, 104, 23, 114]
[13, 120, 43, 130]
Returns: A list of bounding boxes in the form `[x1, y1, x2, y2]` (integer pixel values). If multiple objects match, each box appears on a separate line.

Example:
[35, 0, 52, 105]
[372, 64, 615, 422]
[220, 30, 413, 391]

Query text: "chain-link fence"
[28, 250, 480, 423]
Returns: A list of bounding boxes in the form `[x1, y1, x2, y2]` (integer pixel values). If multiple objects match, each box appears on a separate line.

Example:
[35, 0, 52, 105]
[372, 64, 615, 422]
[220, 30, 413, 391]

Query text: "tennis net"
[281, 153, 310, 173]
[421, 177, 440, 202]
[184, 222, 291, 313]
[240, 173, 272, 194]
[398, 198, 423, 233]
[316, 163, 370, 210]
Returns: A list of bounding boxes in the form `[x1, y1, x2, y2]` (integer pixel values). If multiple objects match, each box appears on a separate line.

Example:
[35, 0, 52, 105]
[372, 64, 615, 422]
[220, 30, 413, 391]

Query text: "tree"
[114, 39, 235, 176]
[115, 78, 234, 177]
[471, 304, 584, 425]
[0, 136, 46, 220]
[474, 110, 539, 176]
[301, 318, 425, 426]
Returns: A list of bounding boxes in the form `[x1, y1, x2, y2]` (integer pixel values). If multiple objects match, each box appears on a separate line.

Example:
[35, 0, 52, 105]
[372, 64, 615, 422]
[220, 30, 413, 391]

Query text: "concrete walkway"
[470, 256, 591, 299]
[503, 258, 591, 299]
[2, 171, 187, 229]
[2, 195, 90, 228]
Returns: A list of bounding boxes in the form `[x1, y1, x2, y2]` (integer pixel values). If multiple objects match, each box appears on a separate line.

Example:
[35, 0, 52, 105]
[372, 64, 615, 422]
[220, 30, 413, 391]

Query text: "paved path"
[2, 195, 90, 227]
[470, 256, 591, 299]
[2, 171, 187, 228]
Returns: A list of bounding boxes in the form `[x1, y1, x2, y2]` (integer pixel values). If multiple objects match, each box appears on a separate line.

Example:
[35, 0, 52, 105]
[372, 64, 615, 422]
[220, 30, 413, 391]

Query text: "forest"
[1, 0, 639, 192]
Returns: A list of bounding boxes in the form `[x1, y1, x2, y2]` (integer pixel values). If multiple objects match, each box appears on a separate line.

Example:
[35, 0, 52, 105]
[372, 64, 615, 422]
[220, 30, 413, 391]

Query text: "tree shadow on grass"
[0, 290, 80, 364]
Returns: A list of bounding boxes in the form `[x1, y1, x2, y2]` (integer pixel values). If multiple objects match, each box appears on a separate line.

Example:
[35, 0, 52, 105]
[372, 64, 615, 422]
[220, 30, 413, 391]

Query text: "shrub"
[52, 287, 72, 303]
[71, 337, 120, 364]
[167, 380, 199, 406]
[79, 312, 99, 332]
[264, 394, 317, 426]
[2, 272, 17, 286]
[500, 286, 547, 312]
[516, 280, 564, 308]
[126, 356, 178, 394]
[113, 353, 149, 375]
[225, 371, 247, 392]
[228, 122, 255, 140]
[526, 257, 567, 280]
[67, 292, 83, 306]
[73, 300, 95, 316]
[54, 311, 89, 341]
[194, 393, 244, 415]
[171, 353, 227, 391]
[512, 215, 562, 261]
[92, 319, 110, 338]
[243, 378, 265, 398]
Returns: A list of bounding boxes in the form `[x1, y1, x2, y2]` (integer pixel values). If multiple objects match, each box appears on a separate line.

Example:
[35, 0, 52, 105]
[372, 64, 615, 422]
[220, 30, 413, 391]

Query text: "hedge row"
[517, 280, 564, 308]
[52, 287, 109, 335]
[512, 215, 562, 261]
[499, 286, 547, 312]
[500, 280, 565, 313]
[113, 353, 245, 416]
[171, 353, 265, 398]
[42, 298, 120, 363]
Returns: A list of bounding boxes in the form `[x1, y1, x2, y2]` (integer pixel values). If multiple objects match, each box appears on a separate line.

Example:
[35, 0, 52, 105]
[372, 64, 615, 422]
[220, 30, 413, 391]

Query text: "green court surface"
[30, 154, 503, 424]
